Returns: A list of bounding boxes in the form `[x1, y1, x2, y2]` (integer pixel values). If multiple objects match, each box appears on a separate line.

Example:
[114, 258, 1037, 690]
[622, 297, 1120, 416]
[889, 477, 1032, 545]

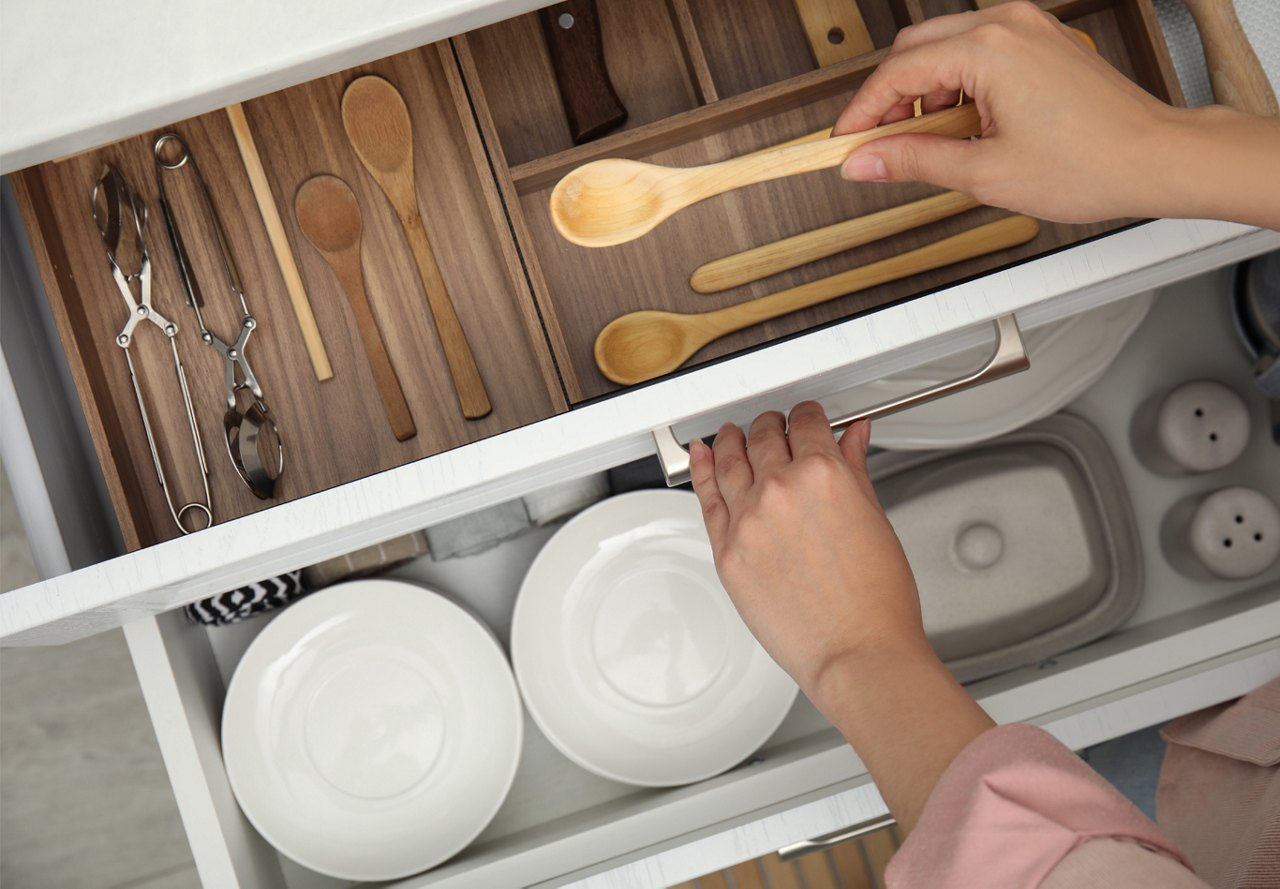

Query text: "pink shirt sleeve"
[884, 723, 1201, 889]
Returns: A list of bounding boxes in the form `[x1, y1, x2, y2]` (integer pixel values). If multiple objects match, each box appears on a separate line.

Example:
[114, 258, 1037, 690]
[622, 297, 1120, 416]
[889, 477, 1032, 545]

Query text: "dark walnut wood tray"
[12, 0, 1181, 548]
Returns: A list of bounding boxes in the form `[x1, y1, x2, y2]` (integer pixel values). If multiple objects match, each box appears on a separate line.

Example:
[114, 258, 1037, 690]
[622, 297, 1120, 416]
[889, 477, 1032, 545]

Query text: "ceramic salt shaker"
[1134, 380, 1251, 475]
[1163, 486, 1280, 580]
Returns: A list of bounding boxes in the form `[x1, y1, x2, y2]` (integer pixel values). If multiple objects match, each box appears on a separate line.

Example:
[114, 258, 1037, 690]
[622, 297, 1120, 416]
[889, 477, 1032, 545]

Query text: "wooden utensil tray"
[11, 0, 1182, 550]
[11, 43, 565, 550]
[456, 0, 1183, 402]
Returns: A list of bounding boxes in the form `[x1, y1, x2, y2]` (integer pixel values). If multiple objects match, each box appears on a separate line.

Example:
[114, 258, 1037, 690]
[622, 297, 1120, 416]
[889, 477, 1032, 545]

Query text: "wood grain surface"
[13, 41, 564, 549]
[12, 0, 1181, 547]
[465, 0, 1179, 402]
[460, 0, 702, 166]
[792, 0, 877, 66]
[538, 0, 631, 142]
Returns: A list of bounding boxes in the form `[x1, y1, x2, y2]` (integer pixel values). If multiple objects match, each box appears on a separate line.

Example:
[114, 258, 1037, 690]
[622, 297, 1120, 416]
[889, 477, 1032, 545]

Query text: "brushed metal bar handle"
[652, 314, 1029, 486]
[777, 814, 898, 861]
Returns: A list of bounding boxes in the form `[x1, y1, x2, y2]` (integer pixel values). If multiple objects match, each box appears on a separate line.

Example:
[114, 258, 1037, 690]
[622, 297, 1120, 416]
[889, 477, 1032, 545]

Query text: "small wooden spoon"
[295, 174, 417, 442]
[595, 215, 1040, 385]
[342, 75, 492, 419]
[550, 103, 980, 248]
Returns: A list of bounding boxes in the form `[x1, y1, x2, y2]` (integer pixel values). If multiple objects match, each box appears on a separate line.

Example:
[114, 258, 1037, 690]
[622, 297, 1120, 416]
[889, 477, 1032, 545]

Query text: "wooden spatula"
[594, 215, 1040, 384]
[341, 75, 492, 420]
[550, 103, 981, 248]
[295, 175, 416, 442]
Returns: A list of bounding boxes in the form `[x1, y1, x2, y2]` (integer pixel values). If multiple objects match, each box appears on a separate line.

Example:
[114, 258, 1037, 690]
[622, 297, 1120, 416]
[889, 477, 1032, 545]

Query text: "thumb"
[838, 419, 882, 502]
[841, 132, 989, 193]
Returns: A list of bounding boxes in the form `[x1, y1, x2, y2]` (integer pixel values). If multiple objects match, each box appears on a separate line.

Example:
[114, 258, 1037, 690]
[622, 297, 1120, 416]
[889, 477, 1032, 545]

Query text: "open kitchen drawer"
[0, 0, 1279, 883]
[118, 272, 1280, 888]
[3, 0, 1277, 643]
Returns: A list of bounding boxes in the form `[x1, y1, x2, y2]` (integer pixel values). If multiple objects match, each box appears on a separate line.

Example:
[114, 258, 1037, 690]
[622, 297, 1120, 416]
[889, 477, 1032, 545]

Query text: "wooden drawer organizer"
[11, 0, 1182, 548]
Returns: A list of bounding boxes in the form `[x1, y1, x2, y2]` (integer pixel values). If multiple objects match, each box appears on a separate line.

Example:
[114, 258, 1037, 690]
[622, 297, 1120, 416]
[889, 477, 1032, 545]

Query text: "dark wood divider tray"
[12, 42, 564, 550]
[456, 0, 1182, 403]
[10, 0, 1181, 551]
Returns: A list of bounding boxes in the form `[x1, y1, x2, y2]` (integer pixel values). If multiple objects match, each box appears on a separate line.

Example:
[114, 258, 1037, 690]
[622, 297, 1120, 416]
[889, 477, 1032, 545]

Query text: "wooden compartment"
[686, 0, 912, 98]
[456, 0, 1183, 403]
[11, 42, 566, 551]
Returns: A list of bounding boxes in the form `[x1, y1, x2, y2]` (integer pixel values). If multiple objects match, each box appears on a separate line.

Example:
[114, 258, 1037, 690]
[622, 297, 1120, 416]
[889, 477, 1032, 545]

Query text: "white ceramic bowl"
[220, 579, 522, 881]
[512, 490, 797, 787]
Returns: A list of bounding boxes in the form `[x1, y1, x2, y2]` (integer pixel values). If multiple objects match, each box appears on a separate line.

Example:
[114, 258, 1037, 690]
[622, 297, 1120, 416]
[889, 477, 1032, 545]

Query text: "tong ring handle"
[154, 133, 194, 170]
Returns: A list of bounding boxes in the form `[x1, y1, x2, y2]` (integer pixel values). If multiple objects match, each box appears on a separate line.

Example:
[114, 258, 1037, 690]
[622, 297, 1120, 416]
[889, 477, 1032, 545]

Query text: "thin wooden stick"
[225, 103, 334, 382]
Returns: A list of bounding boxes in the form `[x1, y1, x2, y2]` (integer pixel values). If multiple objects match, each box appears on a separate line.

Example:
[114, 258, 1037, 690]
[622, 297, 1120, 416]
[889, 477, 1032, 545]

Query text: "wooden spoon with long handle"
[595, 215, 1040, 385]
[551, 103, 981, 248]
[342, 75, 492, 419]
[691, 190, 981, 293]
[295, 175, 416, 441]
[1181, 0, 1278, 116]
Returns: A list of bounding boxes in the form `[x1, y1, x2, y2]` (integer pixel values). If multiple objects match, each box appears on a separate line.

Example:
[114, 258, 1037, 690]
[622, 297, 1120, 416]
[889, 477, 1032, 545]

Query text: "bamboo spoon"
[295, 175, 417, 442]
[691, 191, 982, 293]
[595, 215, 1040, 384]
[551, 103, 981, 248]
[341, 75, 492, 420]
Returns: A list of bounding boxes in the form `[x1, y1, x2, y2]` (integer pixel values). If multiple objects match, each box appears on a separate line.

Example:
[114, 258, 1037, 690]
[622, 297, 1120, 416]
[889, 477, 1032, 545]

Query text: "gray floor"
[0, 468, 200, 889]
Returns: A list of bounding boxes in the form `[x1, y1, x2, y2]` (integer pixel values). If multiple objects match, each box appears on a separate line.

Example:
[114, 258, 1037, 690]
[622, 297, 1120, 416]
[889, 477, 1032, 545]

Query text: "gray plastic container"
[869, 413, 1143, 683]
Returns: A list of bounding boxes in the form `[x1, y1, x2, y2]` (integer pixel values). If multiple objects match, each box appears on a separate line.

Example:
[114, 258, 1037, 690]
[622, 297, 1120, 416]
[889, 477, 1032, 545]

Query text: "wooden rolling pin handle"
[1183, 0, 1278, 116]
[401, 214, 493, 420]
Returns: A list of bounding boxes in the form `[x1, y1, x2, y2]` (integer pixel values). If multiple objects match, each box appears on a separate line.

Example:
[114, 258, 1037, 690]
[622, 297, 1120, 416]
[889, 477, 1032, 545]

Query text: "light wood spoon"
[551, 103, 981, 248]
[595, 215, 1040, 385]
[295, 175, 416, 442]
[341, 75, 492, 420]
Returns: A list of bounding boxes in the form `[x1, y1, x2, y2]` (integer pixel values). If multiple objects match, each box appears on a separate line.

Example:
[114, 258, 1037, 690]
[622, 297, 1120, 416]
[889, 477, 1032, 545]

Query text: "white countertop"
[0, 0, 550, 173]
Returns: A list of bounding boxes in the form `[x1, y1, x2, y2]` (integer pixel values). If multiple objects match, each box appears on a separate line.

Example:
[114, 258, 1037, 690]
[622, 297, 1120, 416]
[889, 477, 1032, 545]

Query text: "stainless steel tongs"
[154, 133, 284, 500]
[91, 165, 213, 533]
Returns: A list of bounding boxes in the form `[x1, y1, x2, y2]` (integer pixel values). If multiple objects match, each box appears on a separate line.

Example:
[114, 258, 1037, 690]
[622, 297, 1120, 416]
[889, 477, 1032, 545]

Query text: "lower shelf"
[124, 273, 1280, 889]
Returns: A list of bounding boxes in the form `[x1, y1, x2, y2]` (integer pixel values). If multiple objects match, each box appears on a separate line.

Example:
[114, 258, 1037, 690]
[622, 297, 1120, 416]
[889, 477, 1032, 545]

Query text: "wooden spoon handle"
[400, 213, 493, 420]
[705, 215, 1040, 337]
[1182, 0, 1278, 116]
[792, 0, 875, 66]
[692, 104, 981, 201]
[691, 191, 982, 293]
[332, 250, 417, 441]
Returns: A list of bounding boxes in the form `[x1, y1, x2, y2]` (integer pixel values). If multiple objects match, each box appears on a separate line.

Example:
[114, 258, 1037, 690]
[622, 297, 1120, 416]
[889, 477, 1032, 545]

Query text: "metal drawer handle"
[777, 814, 898, 861]
[652, 314, 1029, 486]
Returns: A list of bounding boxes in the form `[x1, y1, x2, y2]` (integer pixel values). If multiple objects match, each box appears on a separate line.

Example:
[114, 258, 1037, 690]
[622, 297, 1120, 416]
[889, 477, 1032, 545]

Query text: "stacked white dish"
[220, 579, 522, 881]
[512, 490, 798, 787]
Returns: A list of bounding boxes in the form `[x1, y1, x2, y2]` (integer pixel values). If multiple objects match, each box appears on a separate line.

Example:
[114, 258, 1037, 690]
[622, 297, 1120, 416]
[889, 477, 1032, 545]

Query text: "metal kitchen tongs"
[91, 165, 213, 533]
[154, 133, 284, 500]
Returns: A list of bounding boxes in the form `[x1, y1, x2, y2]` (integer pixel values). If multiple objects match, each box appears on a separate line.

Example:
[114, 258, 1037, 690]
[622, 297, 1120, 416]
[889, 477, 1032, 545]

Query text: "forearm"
[809, 637, 995, 833]
[1142, 105, 1280, 229]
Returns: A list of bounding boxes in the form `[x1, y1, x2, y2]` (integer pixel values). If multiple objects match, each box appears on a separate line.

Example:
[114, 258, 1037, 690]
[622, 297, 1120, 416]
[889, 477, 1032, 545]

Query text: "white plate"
[220, 580, 522, 881]
[512, 490, 798, 787]
[829, 292, 1155, 449]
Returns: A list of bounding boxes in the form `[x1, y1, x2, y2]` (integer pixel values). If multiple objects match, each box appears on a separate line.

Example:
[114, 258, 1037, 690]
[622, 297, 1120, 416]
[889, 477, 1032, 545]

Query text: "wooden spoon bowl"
[295, 175, 363, 253]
